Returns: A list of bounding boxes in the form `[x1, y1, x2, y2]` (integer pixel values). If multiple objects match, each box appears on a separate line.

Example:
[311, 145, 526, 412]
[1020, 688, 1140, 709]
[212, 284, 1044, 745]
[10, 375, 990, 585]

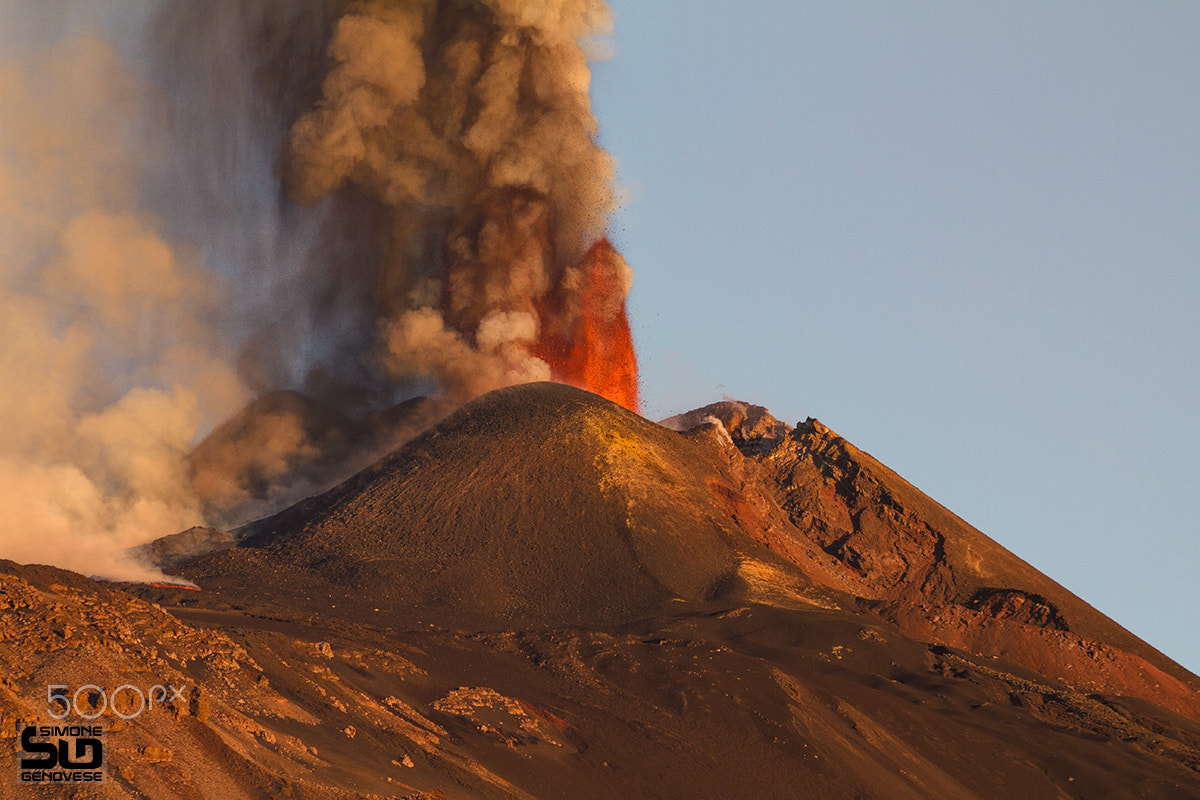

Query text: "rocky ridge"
[682, 400, 1199, 721]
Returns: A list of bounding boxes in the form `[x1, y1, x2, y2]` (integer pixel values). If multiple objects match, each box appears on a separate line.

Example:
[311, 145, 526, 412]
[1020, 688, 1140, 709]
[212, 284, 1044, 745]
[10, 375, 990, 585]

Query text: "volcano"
[4, 383, 1200, 799]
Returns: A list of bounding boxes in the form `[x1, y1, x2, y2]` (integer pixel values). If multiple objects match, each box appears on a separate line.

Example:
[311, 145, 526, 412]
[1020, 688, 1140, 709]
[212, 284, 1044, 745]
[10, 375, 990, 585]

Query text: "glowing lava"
[534, 239, 639, 412]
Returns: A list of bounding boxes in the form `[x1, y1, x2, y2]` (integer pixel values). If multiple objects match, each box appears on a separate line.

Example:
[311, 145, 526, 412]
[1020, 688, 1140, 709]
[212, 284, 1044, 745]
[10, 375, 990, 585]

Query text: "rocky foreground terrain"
[3, 382, 1199, 798]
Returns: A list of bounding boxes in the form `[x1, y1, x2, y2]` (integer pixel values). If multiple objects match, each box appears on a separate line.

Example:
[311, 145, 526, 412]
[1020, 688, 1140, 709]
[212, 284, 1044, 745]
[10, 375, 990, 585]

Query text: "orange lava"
[534, 239, 640, 412]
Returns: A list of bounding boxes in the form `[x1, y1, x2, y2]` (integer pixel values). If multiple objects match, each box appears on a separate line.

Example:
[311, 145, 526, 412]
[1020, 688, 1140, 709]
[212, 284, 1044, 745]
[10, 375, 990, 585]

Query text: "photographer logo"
[18, 724, 104, 784]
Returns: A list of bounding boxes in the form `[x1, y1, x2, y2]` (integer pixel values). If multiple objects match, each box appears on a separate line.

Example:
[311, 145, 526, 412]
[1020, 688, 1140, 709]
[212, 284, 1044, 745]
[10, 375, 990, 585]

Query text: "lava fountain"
[534, 239, 639, 412]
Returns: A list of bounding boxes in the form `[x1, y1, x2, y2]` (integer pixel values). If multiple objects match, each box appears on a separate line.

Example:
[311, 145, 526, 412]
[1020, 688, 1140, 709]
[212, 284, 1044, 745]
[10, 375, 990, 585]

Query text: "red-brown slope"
[685, 401, 1200, 722]
[19, 384, 1200, 798]
[10, 555, 1200, 800]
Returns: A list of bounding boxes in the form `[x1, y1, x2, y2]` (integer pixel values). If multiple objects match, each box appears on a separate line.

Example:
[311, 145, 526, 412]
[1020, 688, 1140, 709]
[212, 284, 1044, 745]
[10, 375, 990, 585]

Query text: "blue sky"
[592, 2, 1200, 674]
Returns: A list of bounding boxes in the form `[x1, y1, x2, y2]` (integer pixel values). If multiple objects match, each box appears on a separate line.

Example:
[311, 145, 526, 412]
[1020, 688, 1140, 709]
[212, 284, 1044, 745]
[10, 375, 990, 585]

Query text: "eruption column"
[286, 0, 639, 410]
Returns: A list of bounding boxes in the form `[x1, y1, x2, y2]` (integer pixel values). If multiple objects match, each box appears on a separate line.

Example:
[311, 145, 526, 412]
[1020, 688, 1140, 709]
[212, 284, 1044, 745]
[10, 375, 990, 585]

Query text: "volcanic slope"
[182, 382, 798, 629]
[8, 383, 1200, 798]
[182, 383, 1200, 719]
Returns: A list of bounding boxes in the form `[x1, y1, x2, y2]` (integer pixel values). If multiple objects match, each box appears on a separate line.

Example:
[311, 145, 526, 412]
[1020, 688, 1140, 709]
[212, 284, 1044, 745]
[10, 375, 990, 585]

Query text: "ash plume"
[0, 0, 630, 579]
[283, 0, 625, 403]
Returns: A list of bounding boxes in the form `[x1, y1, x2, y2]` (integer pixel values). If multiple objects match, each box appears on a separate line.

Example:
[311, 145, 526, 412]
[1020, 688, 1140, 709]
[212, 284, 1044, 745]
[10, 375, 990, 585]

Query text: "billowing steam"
[0, 28, 247, 580]
[0, 0, 635, 580]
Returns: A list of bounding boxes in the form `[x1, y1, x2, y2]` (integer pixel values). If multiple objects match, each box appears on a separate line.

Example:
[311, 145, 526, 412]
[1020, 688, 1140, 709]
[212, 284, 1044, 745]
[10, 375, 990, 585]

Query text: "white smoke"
[659, 413, 734, 446]
[0, 25, 247, 579]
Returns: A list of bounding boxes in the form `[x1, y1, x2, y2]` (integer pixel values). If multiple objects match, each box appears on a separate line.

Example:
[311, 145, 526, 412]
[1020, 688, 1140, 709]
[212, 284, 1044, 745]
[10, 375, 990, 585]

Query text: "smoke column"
[0, 0, 636, 580]
[284, 0, 638, 408]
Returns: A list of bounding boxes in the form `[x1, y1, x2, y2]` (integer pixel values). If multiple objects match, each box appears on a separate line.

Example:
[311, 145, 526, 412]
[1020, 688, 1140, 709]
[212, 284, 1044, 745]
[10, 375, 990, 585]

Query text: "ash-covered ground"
[3, 383, 1199, 799]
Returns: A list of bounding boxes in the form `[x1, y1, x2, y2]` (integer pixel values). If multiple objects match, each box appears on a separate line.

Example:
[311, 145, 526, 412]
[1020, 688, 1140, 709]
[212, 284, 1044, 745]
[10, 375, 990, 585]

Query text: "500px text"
[45, 684, 189, 719]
